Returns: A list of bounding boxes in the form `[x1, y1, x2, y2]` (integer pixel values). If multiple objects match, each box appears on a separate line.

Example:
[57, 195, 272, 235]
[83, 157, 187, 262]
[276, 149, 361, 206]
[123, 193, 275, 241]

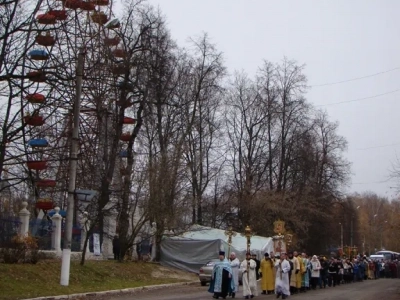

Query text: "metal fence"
[60, 227, 82, 252]
[0, 213, 83, 252]
[30, 218, 82, 251]
[0, 214, 20, 246]
[29, 218, 54, 250]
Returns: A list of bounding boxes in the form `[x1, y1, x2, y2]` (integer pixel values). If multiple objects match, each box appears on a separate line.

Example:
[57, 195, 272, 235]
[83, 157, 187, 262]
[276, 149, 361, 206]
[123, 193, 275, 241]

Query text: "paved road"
[100, 278, 400, 300]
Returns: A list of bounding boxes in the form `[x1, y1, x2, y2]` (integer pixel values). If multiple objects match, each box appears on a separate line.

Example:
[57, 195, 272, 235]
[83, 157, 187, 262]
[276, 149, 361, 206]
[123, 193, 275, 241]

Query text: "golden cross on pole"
[244, 225, 252, 253]
[243, 225, 252, 282]
[224, 227, 236, 257]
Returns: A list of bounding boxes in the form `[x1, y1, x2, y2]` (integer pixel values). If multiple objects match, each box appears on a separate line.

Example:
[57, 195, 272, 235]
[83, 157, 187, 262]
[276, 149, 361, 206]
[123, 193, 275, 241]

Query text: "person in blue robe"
[208, 251, 235, 299]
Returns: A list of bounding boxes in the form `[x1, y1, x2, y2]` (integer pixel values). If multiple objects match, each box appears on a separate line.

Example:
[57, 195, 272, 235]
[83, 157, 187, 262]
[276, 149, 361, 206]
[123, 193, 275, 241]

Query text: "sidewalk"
[22, 281, 199, 300]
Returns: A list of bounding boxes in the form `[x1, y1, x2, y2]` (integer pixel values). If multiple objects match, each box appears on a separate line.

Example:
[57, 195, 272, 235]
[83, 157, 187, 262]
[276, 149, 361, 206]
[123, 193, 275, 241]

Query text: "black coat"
[328, 261, 339, 274]
[254, 258, 261, 280]
[112, 237, 120, 253]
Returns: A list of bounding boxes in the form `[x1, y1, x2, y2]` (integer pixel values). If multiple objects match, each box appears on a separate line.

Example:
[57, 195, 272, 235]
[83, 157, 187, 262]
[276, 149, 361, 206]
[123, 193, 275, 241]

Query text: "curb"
[22, 281, 199, 300]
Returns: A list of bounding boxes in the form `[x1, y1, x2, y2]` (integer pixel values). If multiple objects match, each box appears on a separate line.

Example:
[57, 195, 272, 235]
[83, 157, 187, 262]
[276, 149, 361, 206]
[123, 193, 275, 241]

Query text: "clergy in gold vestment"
[294, 251, 304, 289]
[260, 253, 275, 294]
[288, 252, 300, 291]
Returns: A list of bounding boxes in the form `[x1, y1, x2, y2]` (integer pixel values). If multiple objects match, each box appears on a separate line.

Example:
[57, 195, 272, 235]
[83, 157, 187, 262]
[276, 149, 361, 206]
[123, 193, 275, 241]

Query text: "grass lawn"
[0, 260, 195, 300]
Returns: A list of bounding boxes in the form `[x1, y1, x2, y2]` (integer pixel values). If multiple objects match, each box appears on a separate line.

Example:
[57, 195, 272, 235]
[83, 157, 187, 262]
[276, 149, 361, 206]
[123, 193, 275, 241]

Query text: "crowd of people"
[208, 250, 400, 299]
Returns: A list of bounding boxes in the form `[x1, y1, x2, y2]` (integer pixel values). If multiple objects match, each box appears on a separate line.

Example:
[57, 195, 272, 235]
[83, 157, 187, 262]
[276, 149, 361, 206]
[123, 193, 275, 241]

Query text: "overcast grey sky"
[143, 0, 400, 198]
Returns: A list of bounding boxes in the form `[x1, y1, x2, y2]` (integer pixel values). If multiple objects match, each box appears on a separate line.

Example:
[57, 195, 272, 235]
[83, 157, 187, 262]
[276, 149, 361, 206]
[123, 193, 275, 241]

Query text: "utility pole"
[339, 222, 343, 252]
[362, 235, 365, 255]
[350, 216, 353, 247]
[380, 220, 387, 250]
[373, 214, 377, 254]
[60, 48, 85, 286]
[352, 206, 360, 248]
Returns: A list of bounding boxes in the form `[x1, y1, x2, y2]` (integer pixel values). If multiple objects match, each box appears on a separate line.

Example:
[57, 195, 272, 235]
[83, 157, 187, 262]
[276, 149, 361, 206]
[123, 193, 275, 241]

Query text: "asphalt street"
[98, 278, 400, 300]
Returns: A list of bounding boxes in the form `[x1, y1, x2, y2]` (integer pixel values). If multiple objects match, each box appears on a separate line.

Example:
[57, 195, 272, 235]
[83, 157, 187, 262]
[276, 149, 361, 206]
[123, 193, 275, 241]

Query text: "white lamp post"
[339, 222, 343, 251]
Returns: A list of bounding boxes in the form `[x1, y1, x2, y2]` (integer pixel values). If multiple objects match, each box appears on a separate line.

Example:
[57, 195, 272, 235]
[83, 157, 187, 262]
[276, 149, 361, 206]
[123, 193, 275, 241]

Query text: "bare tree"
[257, 61, 280, 190]
[182, 33, 226, 225]
[274, 58, 308, 191]
[0, 0, 69, 198]
[1, 0, 355, 258]
[222, 58, 350, 253]
[114, 1, 165, 260]
[224, 71, 270, 227]
[137, 12, 191, 261]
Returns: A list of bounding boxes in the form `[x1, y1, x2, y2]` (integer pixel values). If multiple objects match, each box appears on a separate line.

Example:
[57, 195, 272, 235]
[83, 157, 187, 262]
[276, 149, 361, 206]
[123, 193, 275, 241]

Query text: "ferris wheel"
[20, 0, 139, 231]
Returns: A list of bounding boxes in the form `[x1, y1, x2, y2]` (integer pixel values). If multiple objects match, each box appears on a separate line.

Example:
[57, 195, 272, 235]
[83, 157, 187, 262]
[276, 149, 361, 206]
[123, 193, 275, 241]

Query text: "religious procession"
[208, 249, 400, 299]
[207, 221, 400, 299]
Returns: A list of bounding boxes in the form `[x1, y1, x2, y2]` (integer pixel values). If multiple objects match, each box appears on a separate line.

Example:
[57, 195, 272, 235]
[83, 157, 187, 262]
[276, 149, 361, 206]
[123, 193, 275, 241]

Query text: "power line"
[356, 143, 400, 150]
[352, 179, 391, 185]
[315, 89, 400, 107]
[310, 67, 400, 87]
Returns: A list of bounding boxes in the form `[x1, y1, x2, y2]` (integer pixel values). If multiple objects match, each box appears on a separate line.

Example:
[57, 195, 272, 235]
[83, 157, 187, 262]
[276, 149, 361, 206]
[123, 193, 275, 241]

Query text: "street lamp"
[351, 205, 361, 247]
[339, 222, 343, 252]
[373, 214, 378, 253]
[380, 220, 387, 250]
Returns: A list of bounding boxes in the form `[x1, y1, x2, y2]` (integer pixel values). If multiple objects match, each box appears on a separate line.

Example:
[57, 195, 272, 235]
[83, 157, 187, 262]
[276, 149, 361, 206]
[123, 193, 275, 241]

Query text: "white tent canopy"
[160, 225, 273, 273]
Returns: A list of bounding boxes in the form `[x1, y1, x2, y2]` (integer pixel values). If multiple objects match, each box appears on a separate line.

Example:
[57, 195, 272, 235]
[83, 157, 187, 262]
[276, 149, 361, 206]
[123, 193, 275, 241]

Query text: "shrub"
[0, 234, 40, 264]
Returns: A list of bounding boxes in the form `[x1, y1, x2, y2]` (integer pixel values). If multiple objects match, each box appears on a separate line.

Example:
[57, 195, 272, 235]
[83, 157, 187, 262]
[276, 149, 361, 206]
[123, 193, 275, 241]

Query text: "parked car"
[198, 259, 242, 286]
[369, 254, 384, 261]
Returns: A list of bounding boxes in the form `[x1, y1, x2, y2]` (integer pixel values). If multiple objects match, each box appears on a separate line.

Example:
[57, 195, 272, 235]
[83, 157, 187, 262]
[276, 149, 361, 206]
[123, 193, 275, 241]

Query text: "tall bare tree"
[114, 2, 166, 260]
[139, 15, 191, 260]
[224, 71, 272, 227]
[182, 33, 226, 225]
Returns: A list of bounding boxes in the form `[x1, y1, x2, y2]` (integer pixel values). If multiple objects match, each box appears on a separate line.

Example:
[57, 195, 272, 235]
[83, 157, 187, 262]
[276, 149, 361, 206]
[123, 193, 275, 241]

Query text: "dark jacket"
[328, 261, 339, 274]
[321, 260, 329, 275]
[112, 237, 120, 253]
[254, 258, 261, 280]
